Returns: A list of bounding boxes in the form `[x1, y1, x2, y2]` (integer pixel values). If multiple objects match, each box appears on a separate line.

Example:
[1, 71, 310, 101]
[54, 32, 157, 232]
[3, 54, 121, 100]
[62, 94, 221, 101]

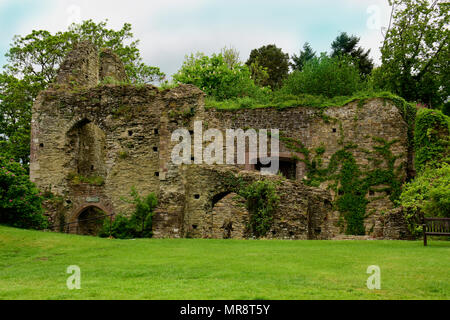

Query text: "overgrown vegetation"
[173, 52, 269, 101]
[0, 156, 48, 230]
[205, 90, 414, 114]
[281, 54, 365, 98]
[399, 108, 450, 236]
[400, 163, 450, 236]
[279, 133, 404, 235]
[414, 108, 450, 173]
[239, 180, 280, 238]
[99, 188, 158, 239]
[221, 174, 280, 238]
[67, 172, 105, 186]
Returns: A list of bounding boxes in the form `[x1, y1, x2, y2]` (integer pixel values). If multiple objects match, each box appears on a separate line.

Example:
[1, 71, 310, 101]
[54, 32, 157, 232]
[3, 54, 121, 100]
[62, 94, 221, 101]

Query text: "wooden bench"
[423, 218, 450, 246]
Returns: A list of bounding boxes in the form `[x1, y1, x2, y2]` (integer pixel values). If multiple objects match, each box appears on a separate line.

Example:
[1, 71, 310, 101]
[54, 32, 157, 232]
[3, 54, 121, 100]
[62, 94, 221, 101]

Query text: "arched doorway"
[211, 193, 249, 239]
[76, 206, 108, 236]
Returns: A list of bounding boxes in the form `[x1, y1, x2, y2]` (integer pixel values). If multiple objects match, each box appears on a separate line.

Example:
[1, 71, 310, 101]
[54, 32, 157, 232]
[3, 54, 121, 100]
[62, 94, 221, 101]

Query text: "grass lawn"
[0, 226, 449, 300]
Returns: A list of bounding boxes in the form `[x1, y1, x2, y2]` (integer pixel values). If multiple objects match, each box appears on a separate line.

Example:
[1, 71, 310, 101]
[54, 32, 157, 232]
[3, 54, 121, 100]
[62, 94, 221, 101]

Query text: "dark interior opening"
[212, 191, 232, 208]
[77, 207, 106, 236]
[255, 158, 297, 180]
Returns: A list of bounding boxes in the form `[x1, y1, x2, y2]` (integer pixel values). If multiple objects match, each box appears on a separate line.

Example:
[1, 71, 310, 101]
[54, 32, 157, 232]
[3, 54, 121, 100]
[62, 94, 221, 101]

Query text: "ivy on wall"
[280, 131, 404, 235]
[414, 108, 450, 173]
[221, 174, 280, 238]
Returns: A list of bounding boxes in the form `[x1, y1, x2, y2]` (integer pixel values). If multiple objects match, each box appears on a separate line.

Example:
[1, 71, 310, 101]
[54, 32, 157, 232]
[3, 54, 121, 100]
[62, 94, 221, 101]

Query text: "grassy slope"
[0, 226, 448, 300]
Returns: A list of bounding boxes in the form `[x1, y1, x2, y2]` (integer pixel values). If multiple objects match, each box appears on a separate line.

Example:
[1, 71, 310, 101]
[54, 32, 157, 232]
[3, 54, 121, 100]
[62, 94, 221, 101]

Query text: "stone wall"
[31, 43, 410, 240]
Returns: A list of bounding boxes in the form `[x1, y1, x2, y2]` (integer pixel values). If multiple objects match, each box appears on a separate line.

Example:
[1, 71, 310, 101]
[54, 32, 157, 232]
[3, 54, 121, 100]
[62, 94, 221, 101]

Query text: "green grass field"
[0, 226, 448, 300]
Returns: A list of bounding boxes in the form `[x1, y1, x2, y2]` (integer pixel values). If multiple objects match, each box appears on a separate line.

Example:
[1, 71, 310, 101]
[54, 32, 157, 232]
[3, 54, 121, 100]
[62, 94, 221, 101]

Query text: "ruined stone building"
[30, 42, 410, 240]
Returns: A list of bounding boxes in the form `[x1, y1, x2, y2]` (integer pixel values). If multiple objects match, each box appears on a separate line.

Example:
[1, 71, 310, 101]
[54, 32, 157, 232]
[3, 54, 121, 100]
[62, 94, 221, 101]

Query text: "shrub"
[0, 156, 48, 229]
[400, 163, 450, 237]
[99, 214, 135, 239]
[99, 188, 158, 239]
[239, 180, 279, 238]
[281, 54, 364, 98]
[414, 108, 450, 173]
[173, 52, 268, 101]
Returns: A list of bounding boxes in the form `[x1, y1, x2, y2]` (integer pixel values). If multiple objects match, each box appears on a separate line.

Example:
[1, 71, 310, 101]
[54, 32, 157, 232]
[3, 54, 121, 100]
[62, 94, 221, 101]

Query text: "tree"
[0, 155, 48, 230]
[400, 163, 450, 236]
[291, 42, 316, 72]
[0, 20, 165, 168]
[173, 52, 264, 100]
[331, 32, 374, 78]
[0, 74, 42, 167]
[282, 54, 364, 97]
[221, 46, 241, 69]
[246, 44, 290, 90]
[376, 0, 449, 107]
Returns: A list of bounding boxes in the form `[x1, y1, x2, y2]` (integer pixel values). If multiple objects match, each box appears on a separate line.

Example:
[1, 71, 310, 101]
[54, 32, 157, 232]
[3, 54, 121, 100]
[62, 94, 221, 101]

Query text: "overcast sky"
[0, 0, 392, 77]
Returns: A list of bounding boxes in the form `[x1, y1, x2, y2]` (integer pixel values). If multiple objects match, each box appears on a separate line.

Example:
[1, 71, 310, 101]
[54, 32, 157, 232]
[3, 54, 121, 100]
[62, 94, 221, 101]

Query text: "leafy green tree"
[376, 0, 449, 107]
[173, 52, 265, 100]
[220, 46, 241, 69]
[400, 163, 450, 236]
[0, 74, 41, 167]
[331, 32, 374, 78]
[247, 61, 270, 88]
[246, 44, 290, 90]
[0, 155, 48, 230]
[282, 54, 364, 97]
[291, 42, 317, 72]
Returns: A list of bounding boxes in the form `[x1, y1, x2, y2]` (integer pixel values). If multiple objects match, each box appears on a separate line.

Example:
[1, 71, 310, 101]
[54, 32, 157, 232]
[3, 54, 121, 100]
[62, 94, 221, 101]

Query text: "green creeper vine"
[414, 108, 450, 173]
[220, 173, 280, 238]
[280, 131, 404, 235]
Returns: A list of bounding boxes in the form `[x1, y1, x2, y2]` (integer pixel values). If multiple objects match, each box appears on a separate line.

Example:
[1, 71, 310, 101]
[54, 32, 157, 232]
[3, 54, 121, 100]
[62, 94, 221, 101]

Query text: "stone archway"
[211, 193, 249, 239]
[71, 204, 111, 236]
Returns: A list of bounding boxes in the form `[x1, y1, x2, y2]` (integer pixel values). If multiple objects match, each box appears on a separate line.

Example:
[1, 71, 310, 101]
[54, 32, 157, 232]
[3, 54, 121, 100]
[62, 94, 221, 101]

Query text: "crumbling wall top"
[99, 48, 128, 83]
[54, 41, 99, 89]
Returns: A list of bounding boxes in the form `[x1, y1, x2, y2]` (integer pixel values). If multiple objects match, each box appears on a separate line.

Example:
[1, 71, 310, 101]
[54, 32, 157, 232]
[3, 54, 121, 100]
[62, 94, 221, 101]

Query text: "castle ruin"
[30, 42, 410, 240]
